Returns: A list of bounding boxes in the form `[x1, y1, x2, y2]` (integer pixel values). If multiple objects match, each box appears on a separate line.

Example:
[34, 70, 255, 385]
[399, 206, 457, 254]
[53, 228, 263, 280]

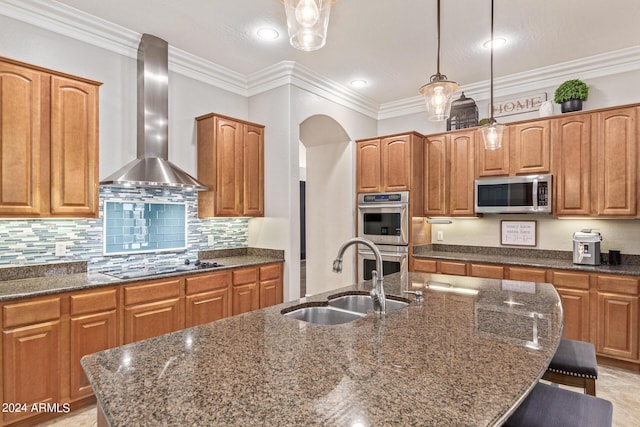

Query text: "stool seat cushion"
[504, 382, 612, 427]
[548, 338, 598, 379]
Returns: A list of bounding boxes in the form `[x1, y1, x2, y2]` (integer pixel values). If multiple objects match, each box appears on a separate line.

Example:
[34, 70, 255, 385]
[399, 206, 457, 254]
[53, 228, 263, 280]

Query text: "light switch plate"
[55, 242, 66, 256]
[207, 235, 215, 246]
[437, 231, 444, 241]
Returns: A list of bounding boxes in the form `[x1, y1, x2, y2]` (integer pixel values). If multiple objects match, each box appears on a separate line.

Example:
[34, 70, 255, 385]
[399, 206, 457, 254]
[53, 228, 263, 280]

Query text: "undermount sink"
[328, 294, 410, 314]
[282, 305, 365, 325]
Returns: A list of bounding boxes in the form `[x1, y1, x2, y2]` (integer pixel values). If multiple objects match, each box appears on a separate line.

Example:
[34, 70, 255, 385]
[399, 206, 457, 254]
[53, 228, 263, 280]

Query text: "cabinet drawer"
[508, 267, 547, 282]
[413, 258, 437, 273]
[233, 267, 258, 286]
[70, 289, 117, 316]
[551, 271, 590, 290]
[469, 264, 504, 279]
[185, 271, 231, 295]
[3, 297, 61, 329]
[124, 278, 181, 305]
[260, 263, 281, 281]
[439, 261, 467, 276]
[596, 275, 639, 295]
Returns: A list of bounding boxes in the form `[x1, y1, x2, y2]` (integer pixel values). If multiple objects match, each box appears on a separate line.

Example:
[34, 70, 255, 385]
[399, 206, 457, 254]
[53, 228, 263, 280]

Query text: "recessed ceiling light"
[483, 37, 507, 49]
[350, 79, 367, 88]
[257, 27, 279, 40]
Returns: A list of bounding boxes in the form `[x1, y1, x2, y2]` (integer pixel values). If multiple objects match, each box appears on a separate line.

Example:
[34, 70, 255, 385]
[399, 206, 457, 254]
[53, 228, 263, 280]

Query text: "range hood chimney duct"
[100, 34, 206, 190]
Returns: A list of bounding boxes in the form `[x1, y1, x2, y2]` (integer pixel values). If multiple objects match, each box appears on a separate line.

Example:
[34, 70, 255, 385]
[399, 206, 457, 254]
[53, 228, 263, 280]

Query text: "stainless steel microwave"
[475, 174, 552, 213]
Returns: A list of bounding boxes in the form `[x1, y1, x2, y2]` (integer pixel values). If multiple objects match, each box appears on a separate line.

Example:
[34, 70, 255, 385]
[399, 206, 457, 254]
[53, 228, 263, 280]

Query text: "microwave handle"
[532, 178, 538, 210]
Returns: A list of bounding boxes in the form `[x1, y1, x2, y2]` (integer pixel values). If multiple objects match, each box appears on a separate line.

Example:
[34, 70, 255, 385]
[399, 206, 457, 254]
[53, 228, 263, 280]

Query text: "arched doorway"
[298, 114, 355, 296]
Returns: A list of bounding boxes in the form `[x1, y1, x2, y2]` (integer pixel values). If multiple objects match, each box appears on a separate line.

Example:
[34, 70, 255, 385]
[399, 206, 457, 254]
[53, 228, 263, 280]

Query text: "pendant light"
[419, 0, 459, 121]
[479, 0, 505, 150]
[282, 0, 335, 52]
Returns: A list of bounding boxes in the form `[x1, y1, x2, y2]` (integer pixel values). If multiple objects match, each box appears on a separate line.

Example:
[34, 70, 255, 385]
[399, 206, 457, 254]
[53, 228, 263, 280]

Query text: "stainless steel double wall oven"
[357, 191, 409, 281]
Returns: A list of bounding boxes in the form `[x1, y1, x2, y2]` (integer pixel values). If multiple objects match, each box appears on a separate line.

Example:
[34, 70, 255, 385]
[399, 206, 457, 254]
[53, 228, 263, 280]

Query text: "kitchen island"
[82, 272, 563, 426]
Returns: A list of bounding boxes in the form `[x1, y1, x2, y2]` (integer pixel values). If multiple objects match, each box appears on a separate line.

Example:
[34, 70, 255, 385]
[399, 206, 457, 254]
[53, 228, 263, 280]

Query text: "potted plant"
[554, 79, 588, 113]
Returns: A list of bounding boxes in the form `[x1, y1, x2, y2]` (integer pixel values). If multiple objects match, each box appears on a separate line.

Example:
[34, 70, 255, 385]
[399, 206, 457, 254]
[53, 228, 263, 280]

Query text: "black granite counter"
[81, 272, 563, 427]
[414, 244, 640, 276]
[0, 248, 284, 302]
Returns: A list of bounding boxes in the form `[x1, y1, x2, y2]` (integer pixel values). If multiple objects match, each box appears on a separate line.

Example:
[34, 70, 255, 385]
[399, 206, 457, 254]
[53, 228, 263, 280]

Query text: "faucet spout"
[333, 237, 386, 314]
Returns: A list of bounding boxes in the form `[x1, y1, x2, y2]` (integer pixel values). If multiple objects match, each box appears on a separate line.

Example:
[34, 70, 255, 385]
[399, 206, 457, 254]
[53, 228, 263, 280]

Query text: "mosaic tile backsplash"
[0, 187, 249, 272]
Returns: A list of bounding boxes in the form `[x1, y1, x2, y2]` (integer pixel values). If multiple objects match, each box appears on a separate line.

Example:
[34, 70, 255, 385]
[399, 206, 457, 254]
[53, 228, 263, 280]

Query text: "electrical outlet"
[207, 235, 215, 246]
[437, 231, 444, 241]
[55, 242, 66, 256]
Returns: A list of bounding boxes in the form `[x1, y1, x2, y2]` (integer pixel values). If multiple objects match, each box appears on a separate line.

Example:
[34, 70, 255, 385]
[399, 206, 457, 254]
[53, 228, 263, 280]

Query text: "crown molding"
[2, 0, 639, 122]
[379, 45, 640, 120]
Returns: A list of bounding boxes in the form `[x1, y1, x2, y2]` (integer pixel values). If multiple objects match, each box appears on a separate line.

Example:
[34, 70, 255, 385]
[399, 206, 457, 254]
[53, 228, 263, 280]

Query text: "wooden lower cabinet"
[596, 293, 638, 360]
[555, 288, 590, 342]
[507, 267, 547, 282]
[185, 271, 232, 327]
[259, 263, 283, 308]
[123, 278, 183, 345]
[469, 263, 504, 279]
[69, 289, 118, 400]
[232, 267, 260, 315]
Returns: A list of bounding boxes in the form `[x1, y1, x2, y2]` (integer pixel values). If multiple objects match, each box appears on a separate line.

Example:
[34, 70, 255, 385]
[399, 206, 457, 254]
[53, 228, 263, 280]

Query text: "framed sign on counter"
[500, 220, 537, 247]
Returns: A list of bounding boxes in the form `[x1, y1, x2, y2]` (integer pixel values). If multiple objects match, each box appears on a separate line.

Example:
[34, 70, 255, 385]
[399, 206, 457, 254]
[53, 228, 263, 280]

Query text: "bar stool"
[542, 338, 598, 396]
[504, 382, 613, 427]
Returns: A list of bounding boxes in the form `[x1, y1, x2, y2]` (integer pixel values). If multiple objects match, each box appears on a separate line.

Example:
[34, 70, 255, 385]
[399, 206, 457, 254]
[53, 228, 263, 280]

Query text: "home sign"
[492, 93, 547, 118]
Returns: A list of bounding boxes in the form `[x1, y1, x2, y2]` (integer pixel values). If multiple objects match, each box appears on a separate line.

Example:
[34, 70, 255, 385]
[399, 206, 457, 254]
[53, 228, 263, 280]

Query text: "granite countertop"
[0, 248, 284, 302]
[413, 244, 640, 276]
[81, 272, 562, 427]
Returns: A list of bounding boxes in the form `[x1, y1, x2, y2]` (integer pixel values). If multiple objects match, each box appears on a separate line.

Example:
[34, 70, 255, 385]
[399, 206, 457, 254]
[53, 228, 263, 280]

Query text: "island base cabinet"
[2, 321, 61, 425]
[596, 293, 639, 361]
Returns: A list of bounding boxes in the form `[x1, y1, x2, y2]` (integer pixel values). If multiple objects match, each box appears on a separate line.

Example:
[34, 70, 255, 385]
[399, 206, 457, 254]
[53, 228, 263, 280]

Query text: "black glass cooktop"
[102, 260, 223, 280]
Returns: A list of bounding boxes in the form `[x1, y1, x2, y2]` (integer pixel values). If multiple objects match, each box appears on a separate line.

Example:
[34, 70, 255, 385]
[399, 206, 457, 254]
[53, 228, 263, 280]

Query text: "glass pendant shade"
[283, 0, 333, 51]
[480, 120, 505, 150]
[419, 78, 459, 121]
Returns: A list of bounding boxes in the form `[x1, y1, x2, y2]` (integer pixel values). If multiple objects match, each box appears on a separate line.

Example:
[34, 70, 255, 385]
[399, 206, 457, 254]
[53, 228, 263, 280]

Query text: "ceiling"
[54, 0, 640, 105]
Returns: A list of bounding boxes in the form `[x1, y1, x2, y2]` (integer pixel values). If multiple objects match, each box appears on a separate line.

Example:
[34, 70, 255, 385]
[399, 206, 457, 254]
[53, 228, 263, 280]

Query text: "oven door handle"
[358, 248, 407, 257]
[358, 203, 408, 210]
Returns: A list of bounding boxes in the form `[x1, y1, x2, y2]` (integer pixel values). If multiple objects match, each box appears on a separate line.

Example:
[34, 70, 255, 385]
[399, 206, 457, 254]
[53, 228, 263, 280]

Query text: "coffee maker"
[573, 229, 602, 265]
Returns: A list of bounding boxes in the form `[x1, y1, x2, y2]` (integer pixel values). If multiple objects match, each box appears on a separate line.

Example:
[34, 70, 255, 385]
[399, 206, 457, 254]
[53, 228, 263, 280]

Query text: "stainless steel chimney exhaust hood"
[100, 34, 206, 190]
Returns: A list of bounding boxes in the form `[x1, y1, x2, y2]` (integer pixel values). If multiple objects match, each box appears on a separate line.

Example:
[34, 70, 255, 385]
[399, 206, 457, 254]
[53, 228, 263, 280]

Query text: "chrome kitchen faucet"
[333, 237, 386, 314]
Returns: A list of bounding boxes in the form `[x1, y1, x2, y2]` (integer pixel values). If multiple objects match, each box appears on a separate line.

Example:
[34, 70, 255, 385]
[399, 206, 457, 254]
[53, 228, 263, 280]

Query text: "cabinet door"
[556, 288, 590, 342]
[215, 116, 243, 216]
[242, 124, 264, 216]
[259, 263, 283, 308]
[232, 283, 259, 315]
[593, 107, 637, 216]
[476, 129, 510, 177]
[596, 292, 638, 360]
[423, 134, 447, 215]
[510, 120, 550, 174]
[0, 60, 46, 216]
[124, 298, 182, 344]
[469, 263, 504, 279]
[356, 139, 381, 193]
[186, 288, 230, 327]
[381, 135, 410, 191]
[70, 310, 117, 399]
[553, 114, 592, 216]
[448, 131, 475, 215]
[2, 321, 61, 424]
[50, 75, 99, 217]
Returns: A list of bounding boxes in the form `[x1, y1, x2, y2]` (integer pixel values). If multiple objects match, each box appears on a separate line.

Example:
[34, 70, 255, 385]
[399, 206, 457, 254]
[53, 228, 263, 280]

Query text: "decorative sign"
[501, 220, 537, 247]
[491, 93, 547, 118]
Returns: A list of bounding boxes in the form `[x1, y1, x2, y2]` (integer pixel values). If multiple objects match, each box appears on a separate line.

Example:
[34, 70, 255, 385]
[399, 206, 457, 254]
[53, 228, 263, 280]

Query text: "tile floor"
[36, 365, 639, 426]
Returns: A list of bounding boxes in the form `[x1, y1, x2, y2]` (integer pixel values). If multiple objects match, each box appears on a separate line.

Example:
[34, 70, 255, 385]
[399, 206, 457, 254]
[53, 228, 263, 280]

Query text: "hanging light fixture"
[419, 0, 459, 121]
[282, 0, 336, 51]
[479, 0, 505, 150]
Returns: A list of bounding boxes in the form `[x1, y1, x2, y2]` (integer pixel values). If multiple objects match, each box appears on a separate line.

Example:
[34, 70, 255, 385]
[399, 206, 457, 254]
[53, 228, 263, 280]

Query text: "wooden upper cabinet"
[356, 139, 381, 193]
[553, 114, 592, 216]
[592, 107, 637, 217]
[50, 75, 99, 217]
[423, 134, 447, 215]
[0, 57, 100, 218]
[423, 131, 475, 216]
[510, 120, 551, 174]
[0, 61, 45, 216]
[381, 135, 411, 191]
[476, 128, 510, 177]
[196, 113, 265, 217]
[448, 131, 476, 215]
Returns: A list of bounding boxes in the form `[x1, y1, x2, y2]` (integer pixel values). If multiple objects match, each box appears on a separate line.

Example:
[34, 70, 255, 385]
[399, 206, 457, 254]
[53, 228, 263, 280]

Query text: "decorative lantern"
[446, 92, 479, 131]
